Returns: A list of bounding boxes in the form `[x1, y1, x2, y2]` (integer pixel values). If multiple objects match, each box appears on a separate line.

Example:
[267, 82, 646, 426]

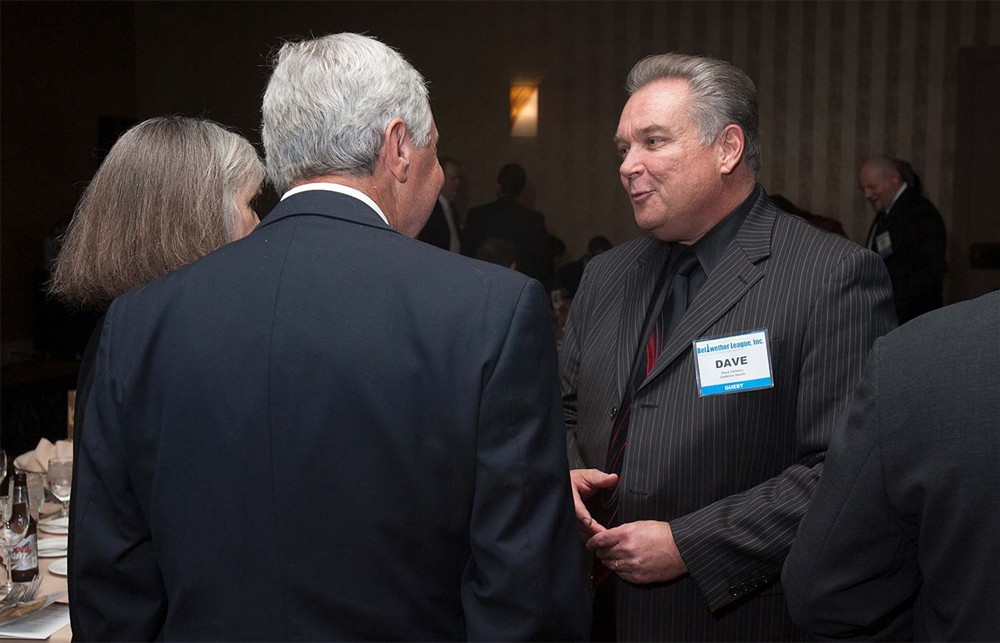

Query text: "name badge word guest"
[693, 330, 774, 396]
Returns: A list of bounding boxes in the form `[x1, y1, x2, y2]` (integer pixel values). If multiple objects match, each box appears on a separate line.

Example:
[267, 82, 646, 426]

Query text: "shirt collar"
[887, 183, 907, 214]
[688, 183, 760, 277]
[281, 182, 389, 227]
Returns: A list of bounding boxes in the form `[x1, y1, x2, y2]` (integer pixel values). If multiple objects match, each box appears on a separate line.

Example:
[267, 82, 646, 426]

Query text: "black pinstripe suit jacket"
[561, 189, 896, 641]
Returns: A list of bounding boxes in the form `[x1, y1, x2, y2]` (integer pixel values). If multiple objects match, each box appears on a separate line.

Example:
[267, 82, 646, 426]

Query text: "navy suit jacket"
[70, 190, 590, 641]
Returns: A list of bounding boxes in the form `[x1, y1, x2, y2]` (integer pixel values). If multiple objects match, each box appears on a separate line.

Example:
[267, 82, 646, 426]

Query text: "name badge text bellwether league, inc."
[692, 330, 774, 397]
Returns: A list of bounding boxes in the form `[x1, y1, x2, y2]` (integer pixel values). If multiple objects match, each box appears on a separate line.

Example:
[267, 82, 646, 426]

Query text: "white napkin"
[37, 537, 68, 555]
[13, 439, 73, 473]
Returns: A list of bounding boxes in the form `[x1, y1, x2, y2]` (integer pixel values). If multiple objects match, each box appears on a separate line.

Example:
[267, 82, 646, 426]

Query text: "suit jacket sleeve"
[69, 306, 167, 641]
[461, 279, 591, 641]
[560, 261, 594, 470]
[781, 339, 916, 640]
[670, 245, 896, 612]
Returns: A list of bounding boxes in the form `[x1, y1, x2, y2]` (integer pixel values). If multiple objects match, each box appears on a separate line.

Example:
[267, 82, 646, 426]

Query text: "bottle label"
[12, 533, 38, 573]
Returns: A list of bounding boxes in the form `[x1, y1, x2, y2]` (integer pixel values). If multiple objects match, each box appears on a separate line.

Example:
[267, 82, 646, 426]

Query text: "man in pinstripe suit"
[561, 53, 896, 640]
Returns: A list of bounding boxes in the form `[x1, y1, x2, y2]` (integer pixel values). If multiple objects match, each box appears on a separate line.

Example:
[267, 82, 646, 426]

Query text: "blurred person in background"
[558, 235, 613, 298]
[461, 162, 551, 284]
[417, 156, 462, 251]
[860, 154, 946, 324]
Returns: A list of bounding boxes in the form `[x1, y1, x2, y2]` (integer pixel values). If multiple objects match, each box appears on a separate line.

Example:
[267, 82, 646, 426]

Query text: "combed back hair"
[497, 163, 526, 197]
[262, 33, 434, 193]
[50, 116, 264, 311]
[626, 53, 762, 172]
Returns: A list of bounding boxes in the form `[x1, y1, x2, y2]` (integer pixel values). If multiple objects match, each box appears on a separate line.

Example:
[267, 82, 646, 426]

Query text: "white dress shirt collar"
[886, 183, 907, 214]
[281, 182, 389, 227]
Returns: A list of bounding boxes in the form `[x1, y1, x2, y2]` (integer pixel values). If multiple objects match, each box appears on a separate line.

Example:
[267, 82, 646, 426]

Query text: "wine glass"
[0, 450, 7, 492]
[46, 458, 73, 520]
[0, 496, 29, 598]
[25, 473, 45, 521]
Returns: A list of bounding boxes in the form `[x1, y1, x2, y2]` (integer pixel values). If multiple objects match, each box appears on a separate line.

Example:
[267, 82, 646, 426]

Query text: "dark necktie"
[605, 247, 700, 515]
[594, 247, 699, 589]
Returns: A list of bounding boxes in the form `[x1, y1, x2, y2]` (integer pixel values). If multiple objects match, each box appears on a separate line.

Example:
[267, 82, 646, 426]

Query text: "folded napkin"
[13, 439, 73, 473]
[37, 537, 68, 554]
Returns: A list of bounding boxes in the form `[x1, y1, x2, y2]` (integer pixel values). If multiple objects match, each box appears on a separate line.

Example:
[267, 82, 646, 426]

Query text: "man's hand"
[569, 469, 618, 540]
[586, 520, 687, 584]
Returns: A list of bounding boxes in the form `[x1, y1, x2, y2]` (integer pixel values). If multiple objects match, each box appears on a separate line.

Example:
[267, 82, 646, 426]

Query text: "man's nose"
[620, 149, 642, 178]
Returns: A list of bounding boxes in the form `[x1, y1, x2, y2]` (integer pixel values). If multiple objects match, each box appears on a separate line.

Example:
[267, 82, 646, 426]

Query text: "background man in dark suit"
[557, 235, 613, 298]
[783, 290, 1000, 640]
[70, 32, 589, 641]
[416, 156, 462, 251]
[562, 53, 895, 640]
[860, 155, 947, 324]
[461, 163, 551, 284]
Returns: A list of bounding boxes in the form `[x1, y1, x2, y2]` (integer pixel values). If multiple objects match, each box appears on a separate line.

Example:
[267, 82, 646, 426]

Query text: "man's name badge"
[693, 330, 774, 396]
[875, 231, 893, 258]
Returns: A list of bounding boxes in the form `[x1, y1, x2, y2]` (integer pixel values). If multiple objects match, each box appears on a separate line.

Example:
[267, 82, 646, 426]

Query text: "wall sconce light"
[510, 84, 538, 137]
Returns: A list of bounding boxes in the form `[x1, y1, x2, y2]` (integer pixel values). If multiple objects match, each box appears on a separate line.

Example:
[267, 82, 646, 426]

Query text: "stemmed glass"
[0, 496, 29, 598]
[47, 458, 73, 519]
[0, 449, 7, 492]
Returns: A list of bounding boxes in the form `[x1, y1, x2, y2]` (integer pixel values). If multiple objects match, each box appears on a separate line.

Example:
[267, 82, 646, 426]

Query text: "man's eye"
[617, 147, 629, 159]
[647, 137, 664, 147]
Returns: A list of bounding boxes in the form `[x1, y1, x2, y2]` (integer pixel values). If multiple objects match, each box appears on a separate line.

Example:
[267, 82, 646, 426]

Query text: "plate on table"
[37, 537, 68, 558]
[38, 517, 68, 535]
[47, 559, 67, 577]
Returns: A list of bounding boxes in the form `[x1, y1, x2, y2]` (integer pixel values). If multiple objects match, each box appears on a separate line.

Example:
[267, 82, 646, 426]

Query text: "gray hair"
[626, 53, 761, 173]
[261, 33, 434, 193]
[50, 116, 264, 310]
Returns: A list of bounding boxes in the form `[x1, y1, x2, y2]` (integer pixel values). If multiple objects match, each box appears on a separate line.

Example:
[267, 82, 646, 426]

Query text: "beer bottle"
[11, 472, 38, 582]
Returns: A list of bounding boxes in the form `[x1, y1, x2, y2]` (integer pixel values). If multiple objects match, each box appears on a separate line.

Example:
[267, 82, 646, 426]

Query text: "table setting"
[0, 441, 73, 641]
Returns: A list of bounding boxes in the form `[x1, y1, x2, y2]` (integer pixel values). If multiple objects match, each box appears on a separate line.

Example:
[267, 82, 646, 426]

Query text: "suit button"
[610, 406, 618, 420]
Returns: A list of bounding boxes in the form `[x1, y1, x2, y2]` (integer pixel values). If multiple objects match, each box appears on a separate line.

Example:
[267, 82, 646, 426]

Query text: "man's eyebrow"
[637, 125, 669, 137]
[613, 125, 670, 145]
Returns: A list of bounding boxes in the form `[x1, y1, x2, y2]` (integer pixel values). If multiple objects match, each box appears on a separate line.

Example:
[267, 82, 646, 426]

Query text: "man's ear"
[382, 118, 410, 182]
[717, 124, 745, 175]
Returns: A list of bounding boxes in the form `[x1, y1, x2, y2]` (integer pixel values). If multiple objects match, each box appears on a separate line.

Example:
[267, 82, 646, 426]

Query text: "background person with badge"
[560, 52, 896, 641]
[859, 155, 947, 325]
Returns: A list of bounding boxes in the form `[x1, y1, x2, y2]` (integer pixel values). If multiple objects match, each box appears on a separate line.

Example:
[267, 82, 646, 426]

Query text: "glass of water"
[0, 496, 28, 597]
[46, 458, 73, 519]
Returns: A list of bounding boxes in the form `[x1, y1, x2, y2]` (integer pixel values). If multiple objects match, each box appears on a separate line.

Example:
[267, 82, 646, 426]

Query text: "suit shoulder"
[773, 209, 864, 256]
[582, 235, 654, 277]
[402, 234, 533, 289]
[881, 291, 999, 355]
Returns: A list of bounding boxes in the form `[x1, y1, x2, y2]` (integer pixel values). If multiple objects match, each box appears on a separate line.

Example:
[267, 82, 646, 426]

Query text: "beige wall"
[130, 1, 1000, 251]
[4, 1, 999, 351]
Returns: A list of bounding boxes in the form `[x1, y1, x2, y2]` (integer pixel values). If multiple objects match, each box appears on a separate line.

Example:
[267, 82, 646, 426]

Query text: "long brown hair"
[50, 116, 264, 310]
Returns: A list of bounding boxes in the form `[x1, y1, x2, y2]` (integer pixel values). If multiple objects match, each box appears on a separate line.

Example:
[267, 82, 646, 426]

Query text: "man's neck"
[676, 176, 756, 245]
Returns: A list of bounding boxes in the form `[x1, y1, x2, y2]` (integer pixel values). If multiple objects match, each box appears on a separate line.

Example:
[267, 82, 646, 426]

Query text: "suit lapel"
[638, 195, 777, 391]
[615, 239, 669, 402]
